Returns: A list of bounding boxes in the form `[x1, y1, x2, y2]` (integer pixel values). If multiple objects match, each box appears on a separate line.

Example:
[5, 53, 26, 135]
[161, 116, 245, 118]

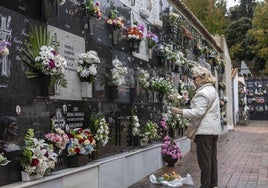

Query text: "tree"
[248, 0, 268, 74]
[228, 0, 256, 21]
[181, 0, 228, 35]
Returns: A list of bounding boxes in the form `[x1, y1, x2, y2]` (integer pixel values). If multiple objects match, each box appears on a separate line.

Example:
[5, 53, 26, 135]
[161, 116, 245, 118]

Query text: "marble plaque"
[47, 25, 85, 100]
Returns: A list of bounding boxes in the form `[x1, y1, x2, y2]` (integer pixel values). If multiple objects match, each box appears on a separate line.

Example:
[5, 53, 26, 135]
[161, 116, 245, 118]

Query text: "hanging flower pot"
[129, 39, 140, 53]
[80, 82, 93, 98]
[112, 29, 121, 45]
[148, 48, 153, 59]
[39, 74, 55, 96]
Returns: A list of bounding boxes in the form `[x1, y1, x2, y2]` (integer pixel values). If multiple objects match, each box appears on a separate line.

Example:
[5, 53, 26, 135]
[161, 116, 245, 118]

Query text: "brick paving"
[129, 121, 268, 188]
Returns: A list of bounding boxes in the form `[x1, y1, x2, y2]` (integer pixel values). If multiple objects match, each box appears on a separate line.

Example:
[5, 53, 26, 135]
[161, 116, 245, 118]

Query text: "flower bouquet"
[22, 27, 67, 88]
[89, 112, 110, 147]
[82, 0, 101, 19]
[146, 31, 159, 49]
[106, 9, 124, 30]
[45, 128, 69, 154]
[161, 136, 182, 166]
[141, 120, 159, 144]
[18, 129, 58, 180]
[0, 40, 11, 57]
[67, 128, 96, 166]
[151, 77, 175, 96]
[137, 68, 150, 89]
[127, 21, 144, 52]
[77, 50, 100, 83]
[67, 128, 96, 156]
[0, 153, 10, 166]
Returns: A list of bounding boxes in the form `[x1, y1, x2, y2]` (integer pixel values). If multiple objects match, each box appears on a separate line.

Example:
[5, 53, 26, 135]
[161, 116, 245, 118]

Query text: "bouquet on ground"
[77, 50, 100, 83]
[22, 27, 67, 87]
[45, 128, 70, 154]
[89, 111, 110, 147]
[67, 128, 96, 156]
[106, 9, 124, 30]
[18, 129, 58, 176]
[161, 135, 182, 162]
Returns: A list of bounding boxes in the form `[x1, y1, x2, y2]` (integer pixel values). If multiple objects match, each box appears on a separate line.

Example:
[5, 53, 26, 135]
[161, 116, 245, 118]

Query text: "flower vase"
[41, 0, 59, 20]
[68, 155, 89, 167]
[112, 29, 120, 45]
[129, 40, 140, 53]
[106, 85, 118, 100]
[158, 92, 166, 103]
[148, 48, 153, 59]
[81, 82, 93, 98]
[21, 171, 43, 182]
[40, 74, 55, 96]
[163, 157, 178, 167]
[91, 148, 100, 160]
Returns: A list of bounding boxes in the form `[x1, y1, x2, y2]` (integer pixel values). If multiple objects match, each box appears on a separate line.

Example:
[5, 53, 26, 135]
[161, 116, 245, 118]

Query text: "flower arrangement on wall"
[146, 31, 159, 49]
[158, 43, 186, 67]
[137, 68, 150, 89]
[150, 77, 175, 95]
[83, 0, 101, 19]
[0, 40, 11, 57]
[22, 27, 67, 87]
[89, 111, 110, 147]
[141, 120, 159, 141]
[45, 128, 69, 154]
[77, 50, 100, 83]
[127, 21, 144, 41]
[108, 58, 128, 87]
[129, 110, 141, 137]
[169, 12, 179, 27]
[0, 153, 10, 166]
[106, 9, 124, 30]
[67, 128, 96, 156]
[18, 129, 58, 177]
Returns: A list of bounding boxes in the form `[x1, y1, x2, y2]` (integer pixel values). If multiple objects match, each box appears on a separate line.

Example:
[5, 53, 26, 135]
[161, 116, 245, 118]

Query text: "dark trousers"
[196, 134, 218, 188]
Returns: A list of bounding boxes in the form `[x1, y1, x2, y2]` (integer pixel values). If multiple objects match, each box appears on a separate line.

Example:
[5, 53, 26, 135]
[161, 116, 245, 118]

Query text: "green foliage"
[246, 0, 268, 74]
[22, 26, 67, 87]
[88, 111, 105, 134]
[23, 26, 52, 77]
[24, 128, 35, 146]
[17, 129, 35, 169]
[181, 0, 227, 35]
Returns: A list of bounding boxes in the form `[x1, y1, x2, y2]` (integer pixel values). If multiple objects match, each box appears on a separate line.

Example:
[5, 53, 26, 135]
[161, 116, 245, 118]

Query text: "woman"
[171, 66, 222, 188]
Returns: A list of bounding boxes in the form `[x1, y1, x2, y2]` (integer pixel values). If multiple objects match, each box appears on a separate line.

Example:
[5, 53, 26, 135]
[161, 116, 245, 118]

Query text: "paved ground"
[129, 121, 268, 188]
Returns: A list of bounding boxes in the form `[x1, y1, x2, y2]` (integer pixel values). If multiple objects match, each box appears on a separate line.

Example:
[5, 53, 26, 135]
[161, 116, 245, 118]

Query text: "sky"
[226, 0, 240, 9]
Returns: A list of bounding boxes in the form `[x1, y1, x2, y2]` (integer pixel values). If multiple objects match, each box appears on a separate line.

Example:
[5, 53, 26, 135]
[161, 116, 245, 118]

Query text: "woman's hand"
[171, 107, 183, 115]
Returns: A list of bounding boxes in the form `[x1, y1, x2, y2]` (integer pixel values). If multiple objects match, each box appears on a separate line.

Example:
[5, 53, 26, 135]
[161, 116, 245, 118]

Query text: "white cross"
[1, 16, 12, 77]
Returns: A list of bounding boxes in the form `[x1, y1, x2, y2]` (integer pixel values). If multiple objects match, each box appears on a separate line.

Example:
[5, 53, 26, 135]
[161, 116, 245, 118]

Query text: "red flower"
[31, 158, 39, 167]
[78, 138, 85, 144]
[75, 147, 80, 154]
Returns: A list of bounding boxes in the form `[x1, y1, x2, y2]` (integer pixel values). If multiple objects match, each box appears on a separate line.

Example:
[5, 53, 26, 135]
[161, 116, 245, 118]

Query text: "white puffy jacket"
[182, 83, 222, 135]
